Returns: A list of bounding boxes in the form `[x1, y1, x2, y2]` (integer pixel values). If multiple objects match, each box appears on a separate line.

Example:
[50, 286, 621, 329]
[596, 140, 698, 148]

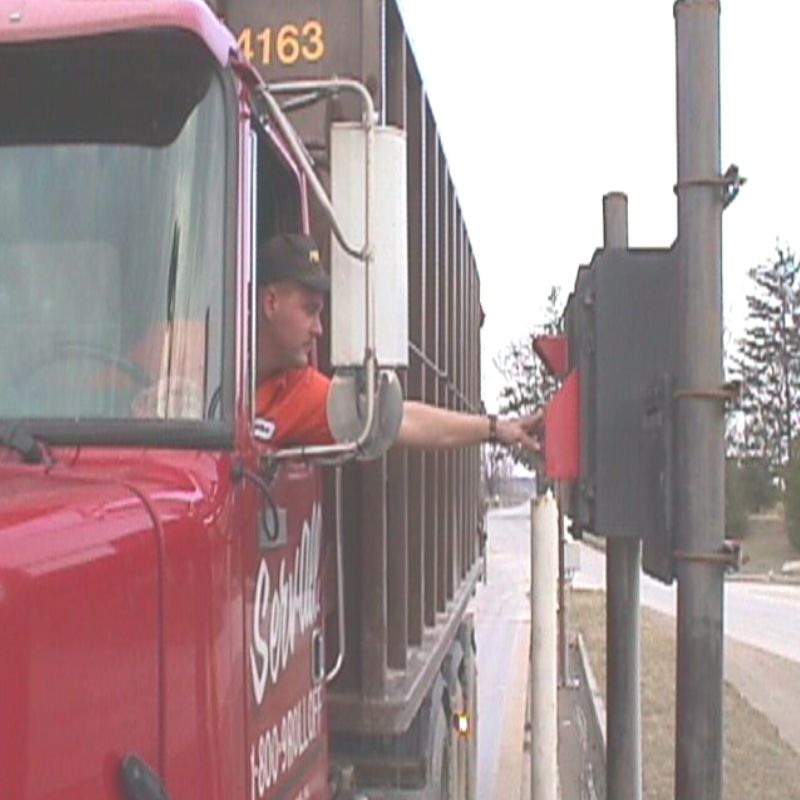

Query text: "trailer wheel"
[463, 624, 478, 800]
[437, 709, 455, 800]
[429, 701, 453, 800]
[439, 733, 452, 800]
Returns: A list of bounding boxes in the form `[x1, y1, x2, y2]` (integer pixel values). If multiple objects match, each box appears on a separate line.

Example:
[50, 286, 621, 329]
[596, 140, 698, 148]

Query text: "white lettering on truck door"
[249, 504, 322, 705]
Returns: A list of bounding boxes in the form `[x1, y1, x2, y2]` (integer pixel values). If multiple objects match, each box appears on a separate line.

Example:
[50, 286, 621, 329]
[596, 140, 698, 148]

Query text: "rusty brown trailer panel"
[219, 0, 483, 736]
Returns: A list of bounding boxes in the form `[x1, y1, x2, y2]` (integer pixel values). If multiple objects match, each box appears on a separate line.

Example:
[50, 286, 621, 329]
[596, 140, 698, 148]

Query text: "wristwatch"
[488, 414, 498, 444]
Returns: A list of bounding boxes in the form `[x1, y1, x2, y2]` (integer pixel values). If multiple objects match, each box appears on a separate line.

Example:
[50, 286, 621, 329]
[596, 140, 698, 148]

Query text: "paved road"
[475, 504, 531, 800]
[572, 539, 800, 663]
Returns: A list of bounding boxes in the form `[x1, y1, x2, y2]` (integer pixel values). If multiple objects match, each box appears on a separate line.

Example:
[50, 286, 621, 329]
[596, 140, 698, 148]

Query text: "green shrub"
[725, 459, 749, 539]
[785, 456, 800, 551]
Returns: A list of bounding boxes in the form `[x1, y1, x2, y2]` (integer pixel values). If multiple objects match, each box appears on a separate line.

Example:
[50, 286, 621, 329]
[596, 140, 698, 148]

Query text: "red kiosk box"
[532, 335, 580, 481]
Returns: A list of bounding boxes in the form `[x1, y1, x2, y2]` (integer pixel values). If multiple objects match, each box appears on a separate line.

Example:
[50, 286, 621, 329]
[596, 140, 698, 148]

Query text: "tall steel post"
[530, 494, 558, 800]
[602, 193, 643, 800]
[557, 483, 569, 686]
[674, 2, 725, 798]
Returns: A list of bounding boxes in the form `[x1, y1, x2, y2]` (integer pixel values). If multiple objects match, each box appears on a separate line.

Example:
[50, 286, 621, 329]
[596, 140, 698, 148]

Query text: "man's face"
[259, 280, 325, 374]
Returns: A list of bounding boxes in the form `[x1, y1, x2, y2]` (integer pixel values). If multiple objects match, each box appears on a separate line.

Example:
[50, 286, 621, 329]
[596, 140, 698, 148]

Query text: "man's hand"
[495, 410, 544, 453]
[396, 401, 544, 452]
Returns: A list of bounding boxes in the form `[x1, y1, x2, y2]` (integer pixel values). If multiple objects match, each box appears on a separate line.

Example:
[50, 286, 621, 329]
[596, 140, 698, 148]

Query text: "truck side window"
[253, 122, 303, 247]
[249, 121, 305, 421]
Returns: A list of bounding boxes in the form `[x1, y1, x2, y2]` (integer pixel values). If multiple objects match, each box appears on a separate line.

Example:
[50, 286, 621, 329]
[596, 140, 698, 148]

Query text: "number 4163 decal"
[237, 20, 325, 67]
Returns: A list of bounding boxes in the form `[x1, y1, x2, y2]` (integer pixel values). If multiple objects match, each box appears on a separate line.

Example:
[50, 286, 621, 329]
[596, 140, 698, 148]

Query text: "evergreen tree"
[786, 444, 800, 551]
[734, 244, 800, 474]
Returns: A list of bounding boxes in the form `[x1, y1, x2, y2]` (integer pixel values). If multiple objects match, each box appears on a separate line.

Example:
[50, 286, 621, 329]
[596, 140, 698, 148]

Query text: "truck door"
[241, 462, 328, 800]
[239, 122, 329, 800]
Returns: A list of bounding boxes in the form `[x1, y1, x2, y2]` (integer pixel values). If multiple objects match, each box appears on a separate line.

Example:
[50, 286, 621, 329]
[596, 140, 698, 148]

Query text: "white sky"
[397, 0, 800, 408]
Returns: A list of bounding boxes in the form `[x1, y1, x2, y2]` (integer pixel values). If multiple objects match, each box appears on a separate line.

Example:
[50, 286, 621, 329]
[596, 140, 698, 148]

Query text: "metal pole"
[603, 192, 643, 800]
[530, 493, 558, 800]
[557, 483, 569, 685]
[674, 2, 725, 798]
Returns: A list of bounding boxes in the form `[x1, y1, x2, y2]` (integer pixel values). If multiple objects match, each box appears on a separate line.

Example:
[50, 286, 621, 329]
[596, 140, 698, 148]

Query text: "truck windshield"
[0, 32, 229, 424]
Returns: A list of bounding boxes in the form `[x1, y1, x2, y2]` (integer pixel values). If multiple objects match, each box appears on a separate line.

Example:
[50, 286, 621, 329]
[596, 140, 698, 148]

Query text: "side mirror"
[330, 123, 409, 369]
[327, 368, 403, 460]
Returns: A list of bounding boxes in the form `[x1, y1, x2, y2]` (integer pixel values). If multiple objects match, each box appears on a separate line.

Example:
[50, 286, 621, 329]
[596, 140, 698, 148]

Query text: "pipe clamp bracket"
[673, 164, 746, 208]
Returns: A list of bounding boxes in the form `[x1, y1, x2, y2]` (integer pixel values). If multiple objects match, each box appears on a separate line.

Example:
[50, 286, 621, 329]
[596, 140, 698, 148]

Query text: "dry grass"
[571, 589, 800, 800]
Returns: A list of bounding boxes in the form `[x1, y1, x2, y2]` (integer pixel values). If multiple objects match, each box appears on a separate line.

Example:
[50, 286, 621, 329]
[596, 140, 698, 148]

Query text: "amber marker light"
[453, 711, 471, 737]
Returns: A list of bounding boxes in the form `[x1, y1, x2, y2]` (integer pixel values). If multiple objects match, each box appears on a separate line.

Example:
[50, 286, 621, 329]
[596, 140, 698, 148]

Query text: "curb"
[726, 572, 800, 586]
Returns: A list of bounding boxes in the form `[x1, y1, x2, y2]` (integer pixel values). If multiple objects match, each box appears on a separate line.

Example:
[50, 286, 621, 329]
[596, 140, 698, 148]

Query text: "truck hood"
[0, 468, 154, 569]
[0, 464, 163, 799]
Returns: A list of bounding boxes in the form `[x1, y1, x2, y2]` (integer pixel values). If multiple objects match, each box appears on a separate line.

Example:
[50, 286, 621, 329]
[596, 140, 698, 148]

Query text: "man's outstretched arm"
[396, 401, 542, 452]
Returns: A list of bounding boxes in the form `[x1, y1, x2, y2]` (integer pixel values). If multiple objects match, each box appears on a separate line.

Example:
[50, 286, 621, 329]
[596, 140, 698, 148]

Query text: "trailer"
[0, 1, 483, 798]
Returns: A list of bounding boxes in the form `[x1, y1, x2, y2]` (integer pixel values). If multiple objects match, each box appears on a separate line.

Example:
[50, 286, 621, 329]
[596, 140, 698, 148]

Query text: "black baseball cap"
[257, 233, 330, 293]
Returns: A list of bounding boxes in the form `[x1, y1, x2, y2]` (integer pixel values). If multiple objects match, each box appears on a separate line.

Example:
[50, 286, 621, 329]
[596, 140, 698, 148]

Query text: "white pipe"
[530, 492, 559, 800]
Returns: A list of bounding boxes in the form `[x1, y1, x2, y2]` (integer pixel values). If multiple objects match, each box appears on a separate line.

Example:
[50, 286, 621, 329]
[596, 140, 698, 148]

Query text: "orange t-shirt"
[255, 367, 334, 448]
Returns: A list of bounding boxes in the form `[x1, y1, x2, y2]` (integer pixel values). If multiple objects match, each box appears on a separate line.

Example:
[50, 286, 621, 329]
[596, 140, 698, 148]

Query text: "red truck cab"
[1, 1, 486, 798]
[0, 2, 329, 798]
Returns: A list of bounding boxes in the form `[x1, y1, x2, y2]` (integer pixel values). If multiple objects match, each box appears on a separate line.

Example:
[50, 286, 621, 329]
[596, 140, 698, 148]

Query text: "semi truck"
[0, 1, 485, 798]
